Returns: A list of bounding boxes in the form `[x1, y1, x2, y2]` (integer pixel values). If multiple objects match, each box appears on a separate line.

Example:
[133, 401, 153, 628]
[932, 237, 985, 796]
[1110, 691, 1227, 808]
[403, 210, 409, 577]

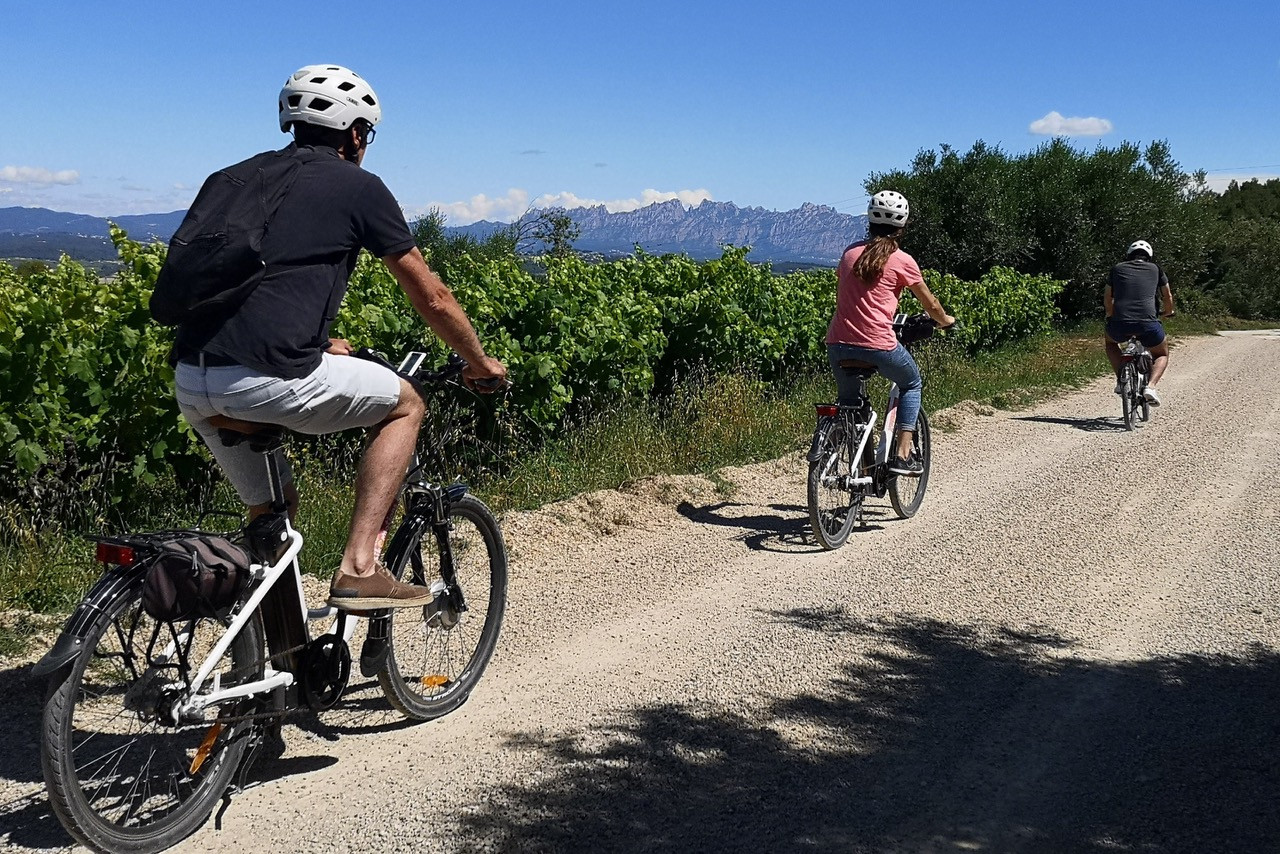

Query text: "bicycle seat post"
[262, 445, 288, 516]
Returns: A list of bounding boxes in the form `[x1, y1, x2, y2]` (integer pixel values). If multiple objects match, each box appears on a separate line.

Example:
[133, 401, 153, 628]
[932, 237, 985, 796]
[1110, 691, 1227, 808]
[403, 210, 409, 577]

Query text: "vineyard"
[0, 228, 1063, 537]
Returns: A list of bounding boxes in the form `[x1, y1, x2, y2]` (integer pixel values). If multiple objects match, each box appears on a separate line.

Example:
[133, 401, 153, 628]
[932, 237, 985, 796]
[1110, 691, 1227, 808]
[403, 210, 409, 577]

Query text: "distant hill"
[0, 200, 863, 267]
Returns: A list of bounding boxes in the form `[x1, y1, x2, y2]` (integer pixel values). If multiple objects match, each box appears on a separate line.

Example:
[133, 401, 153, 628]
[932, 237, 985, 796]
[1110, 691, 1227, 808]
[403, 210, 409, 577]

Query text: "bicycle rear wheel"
[888, 410, 932, 518]
[379, 494, 507, 721]
[807, 416, 857, 549]
[1121, 364, 1138, 431]
[42, 574, 263, 853]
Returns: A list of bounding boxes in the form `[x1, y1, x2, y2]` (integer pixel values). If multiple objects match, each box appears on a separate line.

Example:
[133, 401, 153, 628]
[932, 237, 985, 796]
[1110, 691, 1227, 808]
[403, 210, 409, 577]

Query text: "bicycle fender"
[31, 565, 146, 677]
[806, 421, 841, 463]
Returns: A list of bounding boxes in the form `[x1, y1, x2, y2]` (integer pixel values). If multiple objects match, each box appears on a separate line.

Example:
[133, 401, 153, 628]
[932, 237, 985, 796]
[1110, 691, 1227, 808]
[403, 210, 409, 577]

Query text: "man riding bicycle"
[167, 65, 506, 611]
[1104, 239, 1174, 405]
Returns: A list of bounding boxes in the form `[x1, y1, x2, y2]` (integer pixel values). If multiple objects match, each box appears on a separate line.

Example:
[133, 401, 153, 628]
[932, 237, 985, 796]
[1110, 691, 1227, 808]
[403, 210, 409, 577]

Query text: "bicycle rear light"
[815, 404, 839, 417]
[95, 542, 136, 566]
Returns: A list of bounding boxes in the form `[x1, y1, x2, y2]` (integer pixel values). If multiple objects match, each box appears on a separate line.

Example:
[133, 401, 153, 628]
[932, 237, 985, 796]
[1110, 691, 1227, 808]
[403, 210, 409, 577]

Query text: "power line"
[1201, 163, 1280, 173]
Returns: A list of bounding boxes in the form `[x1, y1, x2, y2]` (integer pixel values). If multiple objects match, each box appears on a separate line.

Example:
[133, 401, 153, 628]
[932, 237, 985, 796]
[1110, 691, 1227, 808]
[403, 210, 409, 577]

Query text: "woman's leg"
[874, 345, 923, 458]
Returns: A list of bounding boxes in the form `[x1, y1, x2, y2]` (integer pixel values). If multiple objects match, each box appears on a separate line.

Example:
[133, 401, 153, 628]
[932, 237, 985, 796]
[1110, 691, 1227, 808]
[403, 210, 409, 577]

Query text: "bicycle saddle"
[837, 359, 878, 374]
[207, 415, 286, 452]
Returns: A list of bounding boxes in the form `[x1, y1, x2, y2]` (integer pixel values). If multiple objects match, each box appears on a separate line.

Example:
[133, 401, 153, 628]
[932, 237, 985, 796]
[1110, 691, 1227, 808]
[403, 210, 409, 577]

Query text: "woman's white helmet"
[279, 65, 382, 133]
[1127, 239, 1154, 259]
[868, 190, 910, 228]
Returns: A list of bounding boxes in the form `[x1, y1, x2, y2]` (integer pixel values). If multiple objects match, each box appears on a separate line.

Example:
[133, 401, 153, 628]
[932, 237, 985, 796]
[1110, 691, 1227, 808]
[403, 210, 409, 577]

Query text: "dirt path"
[3, 330, 1278, 853]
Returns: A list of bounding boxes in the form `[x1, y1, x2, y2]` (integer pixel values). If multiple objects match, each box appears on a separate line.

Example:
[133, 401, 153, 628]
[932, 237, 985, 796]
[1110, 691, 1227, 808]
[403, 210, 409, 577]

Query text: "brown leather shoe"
[327, 564, 433, 610]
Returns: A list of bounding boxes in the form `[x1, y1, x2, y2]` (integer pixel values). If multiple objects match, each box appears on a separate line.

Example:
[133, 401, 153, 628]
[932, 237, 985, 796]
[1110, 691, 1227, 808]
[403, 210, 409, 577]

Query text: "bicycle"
[32, 350, 508, 853]
[807, 313, 947, 550]
[1118, 336, 1154, 431]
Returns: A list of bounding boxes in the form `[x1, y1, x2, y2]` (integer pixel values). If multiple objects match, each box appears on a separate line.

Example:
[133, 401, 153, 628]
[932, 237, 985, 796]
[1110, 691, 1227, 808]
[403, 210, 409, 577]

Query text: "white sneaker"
[1142, 385, 1162, 406]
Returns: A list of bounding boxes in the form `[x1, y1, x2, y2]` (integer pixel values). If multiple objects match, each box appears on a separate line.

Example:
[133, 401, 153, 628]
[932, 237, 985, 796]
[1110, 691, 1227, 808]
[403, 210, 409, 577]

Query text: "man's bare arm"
[382, 247, 506, 383]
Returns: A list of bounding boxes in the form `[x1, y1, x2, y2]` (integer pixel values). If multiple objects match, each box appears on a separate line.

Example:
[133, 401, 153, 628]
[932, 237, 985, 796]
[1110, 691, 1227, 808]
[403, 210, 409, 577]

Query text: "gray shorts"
[176, 353, 401, 505]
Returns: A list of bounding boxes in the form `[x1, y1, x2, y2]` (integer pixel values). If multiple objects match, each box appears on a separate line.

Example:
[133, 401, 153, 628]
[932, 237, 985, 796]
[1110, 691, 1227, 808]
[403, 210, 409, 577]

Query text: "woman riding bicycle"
[825, 190, 955, 476]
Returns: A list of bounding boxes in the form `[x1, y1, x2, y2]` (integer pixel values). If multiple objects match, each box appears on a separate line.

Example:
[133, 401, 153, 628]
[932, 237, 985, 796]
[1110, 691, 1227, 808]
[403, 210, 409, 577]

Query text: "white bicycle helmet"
[868, 190, 910, 227]
[279, 65, 382, 133]
[1127, 239, 1154, 259]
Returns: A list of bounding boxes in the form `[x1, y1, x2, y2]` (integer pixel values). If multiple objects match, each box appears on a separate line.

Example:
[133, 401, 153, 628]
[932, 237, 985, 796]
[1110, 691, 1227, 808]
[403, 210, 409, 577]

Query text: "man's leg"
[339, 376, 425, 577]
[1147, 340, 1170, 386]
[1104, 338, 1124, 378]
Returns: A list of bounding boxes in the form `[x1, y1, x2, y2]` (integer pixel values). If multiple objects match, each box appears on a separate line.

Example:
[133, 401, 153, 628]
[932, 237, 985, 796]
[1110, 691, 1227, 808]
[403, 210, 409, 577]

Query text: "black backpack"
[149, 147, 314, 325]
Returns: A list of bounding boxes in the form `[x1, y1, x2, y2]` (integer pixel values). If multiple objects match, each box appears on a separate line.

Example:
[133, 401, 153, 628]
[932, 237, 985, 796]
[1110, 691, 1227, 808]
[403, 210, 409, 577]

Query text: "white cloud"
[1203, 172, 1280, 193]
[1029, 111, 1113, 137]
[411, 187, 715, 225]
[0, 165, 81, 185]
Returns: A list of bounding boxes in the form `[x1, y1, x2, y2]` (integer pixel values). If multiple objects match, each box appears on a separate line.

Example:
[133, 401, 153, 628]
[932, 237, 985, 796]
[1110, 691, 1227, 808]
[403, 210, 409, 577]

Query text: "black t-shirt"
[1107, 259, 1169, 324]
[175, 144, 416, 379]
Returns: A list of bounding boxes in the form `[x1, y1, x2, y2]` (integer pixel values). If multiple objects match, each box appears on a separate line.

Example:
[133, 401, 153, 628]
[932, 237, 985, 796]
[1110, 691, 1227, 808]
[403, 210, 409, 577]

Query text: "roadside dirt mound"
[931, 399, 996, 432]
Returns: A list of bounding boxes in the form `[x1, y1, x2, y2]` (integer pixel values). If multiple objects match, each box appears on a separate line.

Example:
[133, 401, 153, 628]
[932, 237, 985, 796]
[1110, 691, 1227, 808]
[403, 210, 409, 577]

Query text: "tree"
[410, 208, 518, 283]
[867, 138, 1214, 318]
[511, 209, 581, 258]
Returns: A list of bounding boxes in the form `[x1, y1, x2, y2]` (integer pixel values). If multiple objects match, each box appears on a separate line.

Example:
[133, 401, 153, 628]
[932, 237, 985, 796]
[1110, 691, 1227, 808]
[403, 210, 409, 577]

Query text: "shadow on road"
[461, 612, 1280, 853]
[676, 502, 888, 552]
[1013, 415, 1136, 433]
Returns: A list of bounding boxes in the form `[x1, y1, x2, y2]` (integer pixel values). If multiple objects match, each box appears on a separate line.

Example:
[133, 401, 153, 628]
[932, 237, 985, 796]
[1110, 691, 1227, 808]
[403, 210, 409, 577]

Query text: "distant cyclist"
[826, 190, 955, 476]
[1104, 240, 1175, 405]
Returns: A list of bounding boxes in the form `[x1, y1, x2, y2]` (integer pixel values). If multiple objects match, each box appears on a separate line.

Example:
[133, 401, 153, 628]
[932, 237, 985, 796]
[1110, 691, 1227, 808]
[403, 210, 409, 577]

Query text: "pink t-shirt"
[825, 243, 925, 351]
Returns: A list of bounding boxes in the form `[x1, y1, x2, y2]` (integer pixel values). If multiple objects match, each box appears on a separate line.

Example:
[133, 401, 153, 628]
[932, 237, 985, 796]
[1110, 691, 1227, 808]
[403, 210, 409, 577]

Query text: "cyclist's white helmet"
[868, 190, 910, 228]
[279, 65, 382, 133]
[1127, 239, 1154, 259]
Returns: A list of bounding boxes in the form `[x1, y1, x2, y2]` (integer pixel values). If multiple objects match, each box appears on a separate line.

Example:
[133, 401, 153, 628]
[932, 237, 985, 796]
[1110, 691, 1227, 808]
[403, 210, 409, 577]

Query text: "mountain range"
[0, 200, 865, 267]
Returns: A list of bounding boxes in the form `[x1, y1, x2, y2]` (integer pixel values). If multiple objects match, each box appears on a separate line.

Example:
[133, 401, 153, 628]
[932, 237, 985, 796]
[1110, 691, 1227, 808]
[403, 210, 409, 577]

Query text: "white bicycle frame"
[817, 382, 902, 489]
[166, 497, 358, 722]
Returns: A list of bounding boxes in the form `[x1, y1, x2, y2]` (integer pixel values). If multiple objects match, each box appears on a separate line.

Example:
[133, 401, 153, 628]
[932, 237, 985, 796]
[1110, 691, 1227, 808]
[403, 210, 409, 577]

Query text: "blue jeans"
[827, 343, 923, 433]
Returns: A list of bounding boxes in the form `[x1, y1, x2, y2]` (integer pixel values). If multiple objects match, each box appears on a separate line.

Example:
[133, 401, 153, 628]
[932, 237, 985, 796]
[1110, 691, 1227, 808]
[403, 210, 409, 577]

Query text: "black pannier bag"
[141, 535, 253, 622]
[149, 147, 314, 326]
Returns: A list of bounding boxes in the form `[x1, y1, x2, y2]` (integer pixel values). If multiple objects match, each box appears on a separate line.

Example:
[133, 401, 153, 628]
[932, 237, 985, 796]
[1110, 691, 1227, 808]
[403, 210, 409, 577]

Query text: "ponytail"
[851, 224, 904, 283]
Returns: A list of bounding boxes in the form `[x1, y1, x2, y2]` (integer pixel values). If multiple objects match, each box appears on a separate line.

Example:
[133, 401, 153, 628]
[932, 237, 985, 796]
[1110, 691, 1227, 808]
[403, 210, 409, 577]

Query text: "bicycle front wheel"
[41, 573, 264, 853]
[807, 417, 857, 549]
[888, 410, 932, 518]
[379, 494, 507, 721]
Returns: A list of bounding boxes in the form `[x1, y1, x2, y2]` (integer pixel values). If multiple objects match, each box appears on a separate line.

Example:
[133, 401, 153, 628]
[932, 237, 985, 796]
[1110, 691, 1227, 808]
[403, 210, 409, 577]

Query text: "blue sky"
[4, 0, 1278, 223]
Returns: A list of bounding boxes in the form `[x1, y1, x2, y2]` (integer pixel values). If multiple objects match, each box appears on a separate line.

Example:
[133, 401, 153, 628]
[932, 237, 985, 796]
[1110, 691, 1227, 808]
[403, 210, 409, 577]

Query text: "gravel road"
[3, 329, 1278, 853]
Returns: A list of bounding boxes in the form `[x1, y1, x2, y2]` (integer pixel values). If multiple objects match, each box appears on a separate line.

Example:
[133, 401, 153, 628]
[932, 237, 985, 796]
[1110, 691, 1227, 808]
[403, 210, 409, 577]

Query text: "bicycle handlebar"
[354, 347, 508, 390]
[893, 312, 959, 344]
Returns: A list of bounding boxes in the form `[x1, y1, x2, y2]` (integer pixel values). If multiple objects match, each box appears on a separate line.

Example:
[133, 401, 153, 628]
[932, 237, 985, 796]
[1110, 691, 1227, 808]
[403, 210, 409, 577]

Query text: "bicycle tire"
[42, 575, 264, 853]
[379, 494, 507, 721]
[1139, 371, 1151, 422]
[807, 416, 857, 550]
[1121, 365, 1137, 431]
[888, 410, 932, 518]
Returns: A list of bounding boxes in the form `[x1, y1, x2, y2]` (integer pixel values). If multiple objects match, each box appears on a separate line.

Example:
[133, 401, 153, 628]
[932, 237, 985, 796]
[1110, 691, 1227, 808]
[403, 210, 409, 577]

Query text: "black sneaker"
[888, 453, 924, 477]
